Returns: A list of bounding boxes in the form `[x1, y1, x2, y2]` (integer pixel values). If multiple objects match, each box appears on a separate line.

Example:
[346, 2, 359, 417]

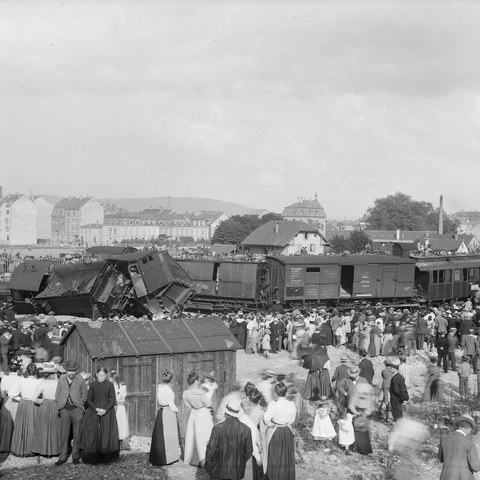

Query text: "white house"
[0, 194, 38, 245]
[241, 220, 328, 256]
[33, 196, 55, 242]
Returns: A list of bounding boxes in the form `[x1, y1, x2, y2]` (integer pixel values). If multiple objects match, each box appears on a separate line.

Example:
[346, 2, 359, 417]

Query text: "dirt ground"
[1, 343, 478, 479]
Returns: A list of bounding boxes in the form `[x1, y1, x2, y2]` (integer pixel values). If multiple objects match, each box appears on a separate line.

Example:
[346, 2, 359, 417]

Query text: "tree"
[211, 213, 283, 245]
[330, 230, 371, 254]
[365, 192, 457, 232]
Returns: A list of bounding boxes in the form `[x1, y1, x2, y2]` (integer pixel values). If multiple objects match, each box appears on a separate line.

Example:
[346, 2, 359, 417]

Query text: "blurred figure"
[388, 417, 428, 480]
[422, 356, 443, 402]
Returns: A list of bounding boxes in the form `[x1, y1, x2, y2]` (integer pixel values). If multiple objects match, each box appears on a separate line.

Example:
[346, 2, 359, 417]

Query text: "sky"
[1, 0, 480, 219]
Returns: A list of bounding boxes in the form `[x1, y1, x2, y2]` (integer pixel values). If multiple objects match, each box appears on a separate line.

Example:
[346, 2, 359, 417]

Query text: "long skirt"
[31, 399, 60, 456]
[368, 334, 381, 357]
[149, 406, 180, 466]
[183, 407, 213, 466]
[79, 407, 120, 464]
[354, 429, 372, 455]
[303, 369, 332, 401]
[11, 399, 38, 457]
[115, 404, 129, 441]
[381, 334, 394, 356]
[0, 397, 16, 452]
[265, 426, 295, 480]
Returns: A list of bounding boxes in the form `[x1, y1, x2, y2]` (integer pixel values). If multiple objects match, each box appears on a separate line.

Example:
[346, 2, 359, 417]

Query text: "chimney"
[438, 195, 444, 235]
[396, 229, 400, 240]
[274, 222, 279, 234]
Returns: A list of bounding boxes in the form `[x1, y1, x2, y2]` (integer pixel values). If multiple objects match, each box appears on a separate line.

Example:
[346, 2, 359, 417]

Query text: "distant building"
[80, 223, 103, 246]
[33, 196, 55, 242]
[282, 194, 327, 237]
[0, 194, 38, 245]
[241, 220, 328, 256]
[52, 197, 104, 244]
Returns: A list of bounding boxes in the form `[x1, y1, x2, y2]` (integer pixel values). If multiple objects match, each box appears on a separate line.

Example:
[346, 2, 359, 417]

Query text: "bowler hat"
[454, 414, 476, 430]
[65, 360, 78, 371]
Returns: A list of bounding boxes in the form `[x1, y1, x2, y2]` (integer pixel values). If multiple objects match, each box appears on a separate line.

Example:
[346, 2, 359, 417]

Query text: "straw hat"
[454, 414, 476, 430]
[225, 399, 242, 418]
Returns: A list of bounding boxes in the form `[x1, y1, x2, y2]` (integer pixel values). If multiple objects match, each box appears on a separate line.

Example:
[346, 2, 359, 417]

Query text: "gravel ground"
[1, 344, 477, 479]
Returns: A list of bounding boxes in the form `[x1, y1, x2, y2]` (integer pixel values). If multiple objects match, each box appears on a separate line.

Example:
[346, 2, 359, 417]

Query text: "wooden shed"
[60, 316, 241, 437]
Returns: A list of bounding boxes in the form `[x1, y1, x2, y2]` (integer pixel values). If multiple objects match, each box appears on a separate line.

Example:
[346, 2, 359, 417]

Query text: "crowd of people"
[2, 297, 480, 479]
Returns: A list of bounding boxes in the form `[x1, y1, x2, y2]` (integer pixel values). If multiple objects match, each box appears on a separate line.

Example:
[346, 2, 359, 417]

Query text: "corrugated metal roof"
[268, 254, 415, 265]
[242, 220, 320, 247]
[9, 260, 55, 291]
[60, 316, 241, 358]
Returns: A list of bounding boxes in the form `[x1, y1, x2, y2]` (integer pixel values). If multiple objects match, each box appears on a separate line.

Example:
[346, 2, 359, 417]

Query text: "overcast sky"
[1, 0, 479, 219]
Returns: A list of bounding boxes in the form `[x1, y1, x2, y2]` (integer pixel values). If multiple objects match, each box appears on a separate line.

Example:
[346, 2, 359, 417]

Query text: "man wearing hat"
[447, 327, 458, 372]
[462, 329, 478, 374]
[438, 413, 480, 479]
[331, 355, 350, 392]
[205, 398, 253, 480]
[54, 360, 88, 466]
[336, 366, 367, 409]
[389, 358, 409, 422]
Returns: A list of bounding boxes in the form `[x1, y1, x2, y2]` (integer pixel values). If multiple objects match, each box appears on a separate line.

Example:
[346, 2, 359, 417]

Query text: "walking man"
[205, 399, 253, 480]
[389, 358, 409, 422]
[438, 414, 480, 480]
[55, 360, 88, 466]
[447, 328, 457, 371]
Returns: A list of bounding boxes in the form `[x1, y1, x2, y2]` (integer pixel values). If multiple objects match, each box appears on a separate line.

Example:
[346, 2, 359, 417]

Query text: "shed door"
[381, 265, 397, 297]
[121, 357, 155, 437]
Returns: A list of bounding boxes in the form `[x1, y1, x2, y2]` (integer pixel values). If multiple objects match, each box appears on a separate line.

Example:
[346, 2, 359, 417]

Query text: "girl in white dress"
[337, 410, 355, 455]
[311, 396, 336, 453]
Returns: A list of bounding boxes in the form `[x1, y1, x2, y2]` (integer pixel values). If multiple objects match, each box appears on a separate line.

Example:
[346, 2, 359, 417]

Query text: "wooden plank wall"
[64, 331, 237, 438]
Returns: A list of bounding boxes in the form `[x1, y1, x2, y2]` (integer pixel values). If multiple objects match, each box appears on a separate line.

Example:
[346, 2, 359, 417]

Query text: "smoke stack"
[439, 195, 444, 235]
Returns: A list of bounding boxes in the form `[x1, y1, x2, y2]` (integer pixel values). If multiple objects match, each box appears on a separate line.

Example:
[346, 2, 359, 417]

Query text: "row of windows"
[432, 267, 480, 284]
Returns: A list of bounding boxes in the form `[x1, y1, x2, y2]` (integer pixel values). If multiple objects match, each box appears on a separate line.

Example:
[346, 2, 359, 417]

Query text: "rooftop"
[55, 197, 92, 210]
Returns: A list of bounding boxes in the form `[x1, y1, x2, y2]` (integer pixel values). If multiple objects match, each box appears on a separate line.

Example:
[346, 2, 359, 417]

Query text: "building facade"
[0, 194, 38, 245]
[52, 197, 104, 244]
[33, 196, 55, 242]
[282, 194, 327, 237]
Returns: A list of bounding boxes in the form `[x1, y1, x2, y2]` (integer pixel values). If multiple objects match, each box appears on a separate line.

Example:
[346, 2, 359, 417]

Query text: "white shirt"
[19, 376, 41, 401]
[156, 383, 178, 413]
[263, 397, 296, 427]
[1, 372, 21, 397]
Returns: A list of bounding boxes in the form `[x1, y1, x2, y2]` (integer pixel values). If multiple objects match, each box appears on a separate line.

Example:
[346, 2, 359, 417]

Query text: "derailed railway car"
[177, 259, 269, 310]
[267, 255, 416, 306]
[31, 250, 195, 318]
[414, 256, 480, 304]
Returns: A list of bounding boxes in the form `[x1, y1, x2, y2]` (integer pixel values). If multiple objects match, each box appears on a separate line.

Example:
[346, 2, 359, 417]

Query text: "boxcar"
[177, 259, 268, 309]
[267, 255, 415, 305]
[415, 257, 480, 303]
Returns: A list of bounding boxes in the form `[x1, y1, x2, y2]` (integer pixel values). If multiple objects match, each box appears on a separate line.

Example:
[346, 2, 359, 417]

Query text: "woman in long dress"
[31, 364, 60, 457]
[368, 323, 382, 357]
[149, 369, 181, 466]
[263, 382, 296, 480]
[358, 325, 370, 353]
[182, 371, 213, 467]
[11, 363, 42, 457]
[303, 345, 332, 401]
[0, 360, 22, 453]
[109, 370, 129, 445]
[79, 366, 119, 464]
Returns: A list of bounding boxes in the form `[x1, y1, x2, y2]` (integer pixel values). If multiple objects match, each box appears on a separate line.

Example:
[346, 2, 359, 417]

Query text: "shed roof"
[268, 254, 415, 265]
[242, 220, 320, 247]
[60, 317, 241, 358]
[9, 260, 55, 291]
[428, 239, 466, 251]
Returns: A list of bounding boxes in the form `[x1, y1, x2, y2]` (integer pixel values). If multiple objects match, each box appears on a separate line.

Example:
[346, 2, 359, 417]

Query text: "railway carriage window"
[446, 270, 452, 283]
[432, 271, 438, 284]
[469, 268, 475, 280]
[439, 270, 445, 284]
[463, 269, 468, 281]
[477, 267, 480, 279]
[454, 269, 461, 281]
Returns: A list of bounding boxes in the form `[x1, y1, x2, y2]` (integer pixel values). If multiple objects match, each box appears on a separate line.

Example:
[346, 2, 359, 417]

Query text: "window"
[310, 244, 316, 252]
[432, 271, 438, 284]
[463, 269, 468, 281]
[469, 268, 475, 280]
[477, 268, 480, 280]
[439, 270, 445, 284]
[446, 270, 452, 282]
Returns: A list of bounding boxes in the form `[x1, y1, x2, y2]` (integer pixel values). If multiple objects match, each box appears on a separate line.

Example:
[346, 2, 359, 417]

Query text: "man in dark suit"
[205, 399, 253, 480]
[447, 328, 458, 372]
[358, 349, 374, 384]
[438, 414, 480, 480]
[389, 358, 409, 422]
[416, 314, 428, 350]
[436, 331, 450, 373]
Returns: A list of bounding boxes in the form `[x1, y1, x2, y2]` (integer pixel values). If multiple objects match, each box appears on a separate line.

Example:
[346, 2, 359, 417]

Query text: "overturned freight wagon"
[60, 316, 241, 436]
[267, 254, 415, 306]
[34, 250, 195, 317]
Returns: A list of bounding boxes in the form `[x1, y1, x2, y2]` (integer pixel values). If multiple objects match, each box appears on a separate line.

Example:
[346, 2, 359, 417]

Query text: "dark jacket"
[437, 336, 450, 354]
[55, 374, 88, 411]
[416, 317, 428, 335]
[205, 416, 253, 480]
[359, 357, 374, 384]
[439, 430, 480, 480]
[331, 364, 350, 388]
[390, 372, 409, 402]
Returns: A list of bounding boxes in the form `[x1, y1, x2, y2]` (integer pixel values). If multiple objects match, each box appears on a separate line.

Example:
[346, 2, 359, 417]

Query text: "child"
[262, 328, 271, 358]
[337, 410, 355, 455]
[312, 396, 336, 453]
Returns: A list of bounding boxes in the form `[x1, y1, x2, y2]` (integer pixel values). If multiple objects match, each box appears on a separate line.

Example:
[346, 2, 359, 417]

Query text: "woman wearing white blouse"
[149, 369, 180, 466]
[263, 382, 296, 480]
